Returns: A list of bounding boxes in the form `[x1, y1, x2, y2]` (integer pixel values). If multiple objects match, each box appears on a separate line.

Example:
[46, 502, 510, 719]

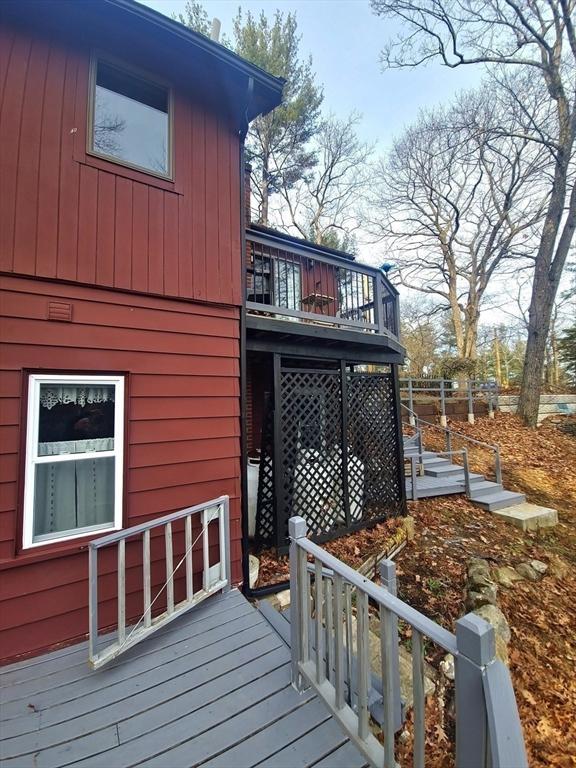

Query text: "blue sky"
[140, 0, 483, 150]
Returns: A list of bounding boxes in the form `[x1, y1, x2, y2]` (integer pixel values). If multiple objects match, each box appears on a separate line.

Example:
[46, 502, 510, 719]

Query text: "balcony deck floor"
[0, 589, 368, 768]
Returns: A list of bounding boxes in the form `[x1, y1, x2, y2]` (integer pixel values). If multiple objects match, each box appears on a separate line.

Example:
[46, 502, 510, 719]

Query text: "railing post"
[374, 273, 385, 333]
[408, 379, 415, 425]
[221, 496, 231, 591]
[289, 515, 308, 692]
[495, 446, 503, 486]
[467, 381, 475, 424]
[380, 561, 403, 734]
[88, 545, 98, 666]
[446, 428, 452, 454]
[455, 613, 495, 768]
[462, 448, 471, 498]
[440, 379, 447, 427]
[410, 455, 418, 500]
[416, 421, 423, 458]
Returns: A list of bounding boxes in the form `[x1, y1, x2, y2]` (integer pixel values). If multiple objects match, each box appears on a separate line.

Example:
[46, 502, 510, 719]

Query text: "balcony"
[245, 228, 401, 359]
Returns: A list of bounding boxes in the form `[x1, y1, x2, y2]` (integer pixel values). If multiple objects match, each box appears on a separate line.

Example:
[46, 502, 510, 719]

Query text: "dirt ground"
[257, 413, 576, 767]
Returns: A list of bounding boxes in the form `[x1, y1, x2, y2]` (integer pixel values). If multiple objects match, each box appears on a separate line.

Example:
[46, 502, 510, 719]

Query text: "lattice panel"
[253, 365, 405, 552]
[347, 373, 403, 522]
[255, 399, 275, 547]
[279, 371, 344, 541]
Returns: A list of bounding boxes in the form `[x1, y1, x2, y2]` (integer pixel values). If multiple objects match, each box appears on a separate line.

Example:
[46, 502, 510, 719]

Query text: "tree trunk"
[260, 164, 269, 226]
[517, 157, 576, 427]
[494, 330, 502, 385]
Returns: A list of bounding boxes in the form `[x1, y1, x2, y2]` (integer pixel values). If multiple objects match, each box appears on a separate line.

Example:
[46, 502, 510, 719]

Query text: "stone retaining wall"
[498, 394, 576, 424]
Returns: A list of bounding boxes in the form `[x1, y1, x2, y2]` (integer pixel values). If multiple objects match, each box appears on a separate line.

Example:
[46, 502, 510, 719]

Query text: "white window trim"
[23, 374, 124, 549]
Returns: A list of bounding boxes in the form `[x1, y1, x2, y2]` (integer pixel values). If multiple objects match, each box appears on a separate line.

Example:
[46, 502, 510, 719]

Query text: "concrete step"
[471, 490, 526, 511]
[492, 502, 558, 530]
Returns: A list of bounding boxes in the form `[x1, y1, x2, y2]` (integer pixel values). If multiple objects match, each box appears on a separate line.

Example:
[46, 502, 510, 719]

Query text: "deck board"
[0, 589, 366, 768]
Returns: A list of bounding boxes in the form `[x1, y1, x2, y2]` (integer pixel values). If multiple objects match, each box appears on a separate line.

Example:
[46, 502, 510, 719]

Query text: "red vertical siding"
[0, 21, 243, 308]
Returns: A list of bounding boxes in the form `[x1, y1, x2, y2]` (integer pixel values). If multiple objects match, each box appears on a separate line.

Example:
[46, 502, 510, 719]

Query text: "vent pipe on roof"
[211, 18, 221, 42]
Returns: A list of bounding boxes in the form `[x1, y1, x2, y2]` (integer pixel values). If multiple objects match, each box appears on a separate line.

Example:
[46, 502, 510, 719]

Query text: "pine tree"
[175, 4, 323, 225]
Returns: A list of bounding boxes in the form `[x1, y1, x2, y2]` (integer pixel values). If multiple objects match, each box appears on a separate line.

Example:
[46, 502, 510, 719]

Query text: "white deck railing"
[289, 515, 527, 768]
[88, 495, 230, 669]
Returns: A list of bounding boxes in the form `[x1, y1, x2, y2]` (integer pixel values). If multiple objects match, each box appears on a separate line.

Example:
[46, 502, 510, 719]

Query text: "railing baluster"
[411, 454, 419, 500]
[185, 514, 193, 600]
[315, 558, 325, 684]
[202, 508, 210, 592]
[333, 574, 345, 709]
[345, 581, 354, 707]
[143, 529, 151, 628]
[165, 522, 174, 615]
[357, 590, 370, 741]
[412, 629, 426, 768]
[88, 546, 98, 663]
[380, 604, 396, 768]
[326, 578, 334, 684]
[303, 549, 311, 664]
[117, 538, 126, 645]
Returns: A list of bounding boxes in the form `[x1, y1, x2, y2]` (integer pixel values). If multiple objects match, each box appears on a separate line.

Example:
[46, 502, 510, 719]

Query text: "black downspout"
[239, 77, 253, 597]
[238, 78, 291, 600]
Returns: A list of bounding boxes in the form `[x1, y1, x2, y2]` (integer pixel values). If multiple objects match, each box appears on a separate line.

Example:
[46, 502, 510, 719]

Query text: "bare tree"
[373, 88, 547, 361]
[272, 113, 373, 250]
[400, 297, 443, 375]
[370, 0, 576, 426]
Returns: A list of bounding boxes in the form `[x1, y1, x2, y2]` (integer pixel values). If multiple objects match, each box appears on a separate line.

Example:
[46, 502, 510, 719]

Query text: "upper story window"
[23, 374, 124, 549]
[89, 59, 171, 178]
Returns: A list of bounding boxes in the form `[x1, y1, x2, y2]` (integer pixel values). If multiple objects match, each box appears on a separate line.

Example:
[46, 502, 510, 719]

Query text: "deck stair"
[403, 435, 526, 511]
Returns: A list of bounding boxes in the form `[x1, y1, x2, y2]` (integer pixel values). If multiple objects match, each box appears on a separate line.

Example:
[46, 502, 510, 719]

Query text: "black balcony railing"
[246, 231, 399, 339]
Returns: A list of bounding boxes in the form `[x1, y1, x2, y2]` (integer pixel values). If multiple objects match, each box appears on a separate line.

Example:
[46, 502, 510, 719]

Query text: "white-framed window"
[23, 374, 124, 549]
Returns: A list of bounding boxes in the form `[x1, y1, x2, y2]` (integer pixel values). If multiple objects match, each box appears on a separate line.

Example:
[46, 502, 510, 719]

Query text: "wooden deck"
[0, 589, 368, 768]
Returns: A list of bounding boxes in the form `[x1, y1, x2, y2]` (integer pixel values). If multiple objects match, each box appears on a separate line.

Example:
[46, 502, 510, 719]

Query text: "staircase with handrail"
[402, 405, 526, 511]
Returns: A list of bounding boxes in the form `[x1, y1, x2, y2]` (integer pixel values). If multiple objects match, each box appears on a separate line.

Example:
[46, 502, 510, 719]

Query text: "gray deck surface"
[0, 589, 368, 768]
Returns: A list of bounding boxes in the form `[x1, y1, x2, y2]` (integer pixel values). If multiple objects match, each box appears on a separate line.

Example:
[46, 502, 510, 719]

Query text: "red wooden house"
[0, 0, 283, 663]
[0, 0, 406, 664]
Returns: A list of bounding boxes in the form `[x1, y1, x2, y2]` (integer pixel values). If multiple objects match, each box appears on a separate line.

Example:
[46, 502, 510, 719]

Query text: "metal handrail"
[402, 403, 502, 485]
[406, 448, 471, 500]
[88, 495, 231, 669]
[289, 516, 528, 768]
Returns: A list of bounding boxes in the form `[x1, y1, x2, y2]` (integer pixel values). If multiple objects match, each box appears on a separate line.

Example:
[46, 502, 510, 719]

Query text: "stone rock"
[468, 557, 490, 574]
[249, 555, 259, 589]
[467, 558, 491, 583]
[357, 617, 436, 708]
[474, 604, 511, 664]
[466, 585, 498, 610]
[516, 562, 540, 581]
[493, 566, 524, 588]
[530, 559, 548, 575]
[276, 588, 291, 608]
[398, 647, 436, 706]
[468, 569, 495, 590]
[439, 653, 455, 681]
